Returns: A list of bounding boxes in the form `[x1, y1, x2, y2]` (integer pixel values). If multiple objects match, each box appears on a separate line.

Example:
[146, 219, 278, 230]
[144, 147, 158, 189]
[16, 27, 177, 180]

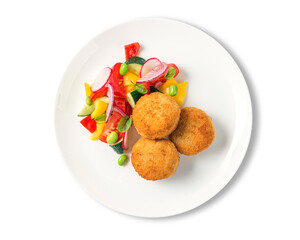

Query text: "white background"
[1, 1, 299, 239]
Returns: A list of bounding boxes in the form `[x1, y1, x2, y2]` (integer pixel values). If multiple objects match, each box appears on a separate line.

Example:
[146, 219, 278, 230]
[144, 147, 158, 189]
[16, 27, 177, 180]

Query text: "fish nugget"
[132, 92, 180, 139]
[131, 137, 180, 180]
[169, 107, 215, 155]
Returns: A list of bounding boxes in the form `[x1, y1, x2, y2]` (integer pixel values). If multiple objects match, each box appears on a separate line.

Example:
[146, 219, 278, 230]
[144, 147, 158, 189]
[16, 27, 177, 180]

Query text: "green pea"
[119, 63, 128, 76]
[86, 96, 93, 106]
[118, 155, 128, 166]
[107, 131, 118, 144]
[169, 84, 178, 97]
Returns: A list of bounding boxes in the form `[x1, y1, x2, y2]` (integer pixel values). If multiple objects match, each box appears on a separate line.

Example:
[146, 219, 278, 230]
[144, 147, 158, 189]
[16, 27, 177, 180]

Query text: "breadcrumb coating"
[131, 137, 180, 180]
[169, 107, 215, 155]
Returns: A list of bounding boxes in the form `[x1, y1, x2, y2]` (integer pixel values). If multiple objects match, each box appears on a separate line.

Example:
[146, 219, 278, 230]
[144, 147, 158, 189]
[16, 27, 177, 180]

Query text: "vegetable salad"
[78, 42, 187, 165]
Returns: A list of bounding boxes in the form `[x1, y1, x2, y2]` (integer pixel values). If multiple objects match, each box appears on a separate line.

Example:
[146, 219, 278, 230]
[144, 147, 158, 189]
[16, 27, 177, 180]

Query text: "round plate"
[54, 18, 252, 218]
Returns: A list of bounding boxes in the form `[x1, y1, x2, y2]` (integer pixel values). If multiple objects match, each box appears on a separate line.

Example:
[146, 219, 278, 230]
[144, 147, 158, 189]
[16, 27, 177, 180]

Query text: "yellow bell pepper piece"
[123, 72, 140, 93]
[85, 83, 92, 97]
[126, 84, 135, 93]
[89, 123, 105, 140]
[171, 82, 187, 107]
[91, 99, 108, 119]
[160, 79, 187, 107]
[123, 72, 140, 86]
[159, 78, 177, 91]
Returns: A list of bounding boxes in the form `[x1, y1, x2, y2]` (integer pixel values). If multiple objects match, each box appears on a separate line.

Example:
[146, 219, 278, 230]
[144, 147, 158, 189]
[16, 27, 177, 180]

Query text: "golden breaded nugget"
[131, 137, 180, 180]
[132, 92, 180, 139]
[169, 107, 215, 155]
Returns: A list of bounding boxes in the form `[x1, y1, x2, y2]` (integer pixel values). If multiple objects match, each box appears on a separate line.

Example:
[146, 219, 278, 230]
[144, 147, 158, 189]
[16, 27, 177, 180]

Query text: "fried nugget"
[132, 92, 180, 139]
[169, 107, 215, 156]
[131, 137, 180, 180]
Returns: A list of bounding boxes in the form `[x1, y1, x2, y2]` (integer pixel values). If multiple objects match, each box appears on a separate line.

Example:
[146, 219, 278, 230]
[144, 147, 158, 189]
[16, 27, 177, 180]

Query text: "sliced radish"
[113, 106, 126, 116]
[140, 58, 161, 77]
[91, 67, 112, 92]
[137, 62, 168, 83]
[122, 131, 128, 150]
[105, 84, 114, 123]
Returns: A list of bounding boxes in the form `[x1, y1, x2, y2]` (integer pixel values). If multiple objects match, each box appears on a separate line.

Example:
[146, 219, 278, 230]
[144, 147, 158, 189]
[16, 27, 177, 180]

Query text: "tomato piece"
[125, 42, 140, 60]
[90, 87, 108, 101]
[168, 63, 179, 78]
[99, 111, 123, 143]
[114, 97, 126, 112]
[114, 97, 126, 113]
[80, 116, 97, 133]
[125, 101, 132, 116]
[114, 97, 132, 116]
[109, 63, 126, 98]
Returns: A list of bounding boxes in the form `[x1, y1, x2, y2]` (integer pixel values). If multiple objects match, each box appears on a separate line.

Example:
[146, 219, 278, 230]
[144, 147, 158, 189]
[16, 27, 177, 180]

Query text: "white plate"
[54, 18, 252, 218]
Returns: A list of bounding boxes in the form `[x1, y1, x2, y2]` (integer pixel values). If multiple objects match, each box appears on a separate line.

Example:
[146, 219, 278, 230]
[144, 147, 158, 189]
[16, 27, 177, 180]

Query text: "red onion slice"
[154, 80, 165, 88]
[105, 84, 114, 123]
[112, 106, 126, 117]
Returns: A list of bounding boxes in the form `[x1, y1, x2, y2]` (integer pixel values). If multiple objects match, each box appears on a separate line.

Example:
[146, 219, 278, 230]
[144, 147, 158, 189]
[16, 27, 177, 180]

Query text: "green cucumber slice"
[127, 63, 142, 76]
[78, 103, 95, 117]
[150, 86, 162, 93]
[110, 140, 124, 154]
[126, 90, 143, 108]
[125, 56, 145, 65]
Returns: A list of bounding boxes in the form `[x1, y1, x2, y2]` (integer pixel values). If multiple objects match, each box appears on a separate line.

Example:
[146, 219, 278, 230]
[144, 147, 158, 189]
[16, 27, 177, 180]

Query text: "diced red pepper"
[167, 63, 179, 78]
[142, 82, 150, 95]
[125, 42, 140, 60]
[80, 116, 97, 133]
[90, 87, 108, 101]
